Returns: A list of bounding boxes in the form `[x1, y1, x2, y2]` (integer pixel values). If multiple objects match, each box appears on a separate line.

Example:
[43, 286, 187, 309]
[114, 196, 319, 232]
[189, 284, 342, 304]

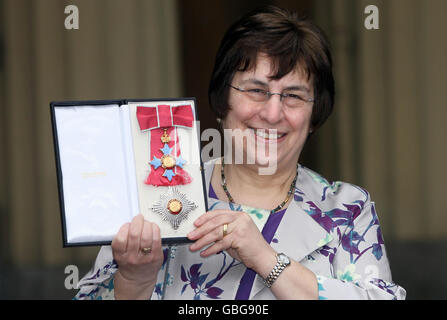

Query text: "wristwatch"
[263, 253, 291, 288]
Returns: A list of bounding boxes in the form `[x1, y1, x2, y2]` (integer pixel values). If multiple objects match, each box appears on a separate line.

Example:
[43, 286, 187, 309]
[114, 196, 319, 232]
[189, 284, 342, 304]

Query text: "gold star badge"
[151, 187, 197, 230]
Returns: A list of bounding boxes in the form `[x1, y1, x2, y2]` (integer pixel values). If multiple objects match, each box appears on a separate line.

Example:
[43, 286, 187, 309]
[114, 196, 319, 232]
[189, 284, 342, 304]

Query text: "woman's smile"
[248, 127, 287, 144]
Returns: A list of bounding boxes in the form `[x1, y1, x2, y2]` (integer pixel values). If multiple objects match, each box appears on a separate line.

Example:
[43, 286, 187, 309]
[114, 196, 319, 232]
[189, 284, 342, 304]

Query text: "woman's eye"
[286, 93, 303, 100]
[247, 88, 266, 94]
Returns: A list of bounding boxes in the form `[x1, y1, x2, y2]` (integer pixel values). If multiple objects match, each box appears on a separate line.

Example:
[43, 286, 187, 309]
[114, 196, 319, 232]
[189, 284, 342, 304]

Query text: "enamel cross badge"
[136, 104, 193, 186]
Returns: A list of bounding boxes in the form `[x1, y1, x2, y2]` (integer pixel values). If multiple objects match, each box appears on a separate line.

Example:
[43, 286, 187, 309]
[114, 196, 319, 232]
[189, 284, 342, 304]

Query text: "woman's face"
[223, 54, 314, 171]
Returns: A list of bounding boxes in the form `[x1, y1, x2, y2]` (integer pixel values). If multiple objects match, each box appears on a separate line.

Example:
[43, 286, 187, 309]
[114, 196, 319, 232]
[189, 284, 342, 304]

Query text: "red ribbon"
[136, 104, 194, 186]
[136, 104, 194, 131]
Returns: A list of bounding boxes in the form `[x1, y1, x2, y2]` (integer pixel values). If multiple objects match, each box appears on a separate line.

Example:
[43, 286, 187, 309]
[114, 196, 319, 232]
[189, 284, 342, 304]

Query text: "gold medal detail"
[161, 154, 176, 169]
[149, 128, 187, 183]
[152, 187, 197, 230]
[161, 128, 171, 143]
[167, 199, 182, 215]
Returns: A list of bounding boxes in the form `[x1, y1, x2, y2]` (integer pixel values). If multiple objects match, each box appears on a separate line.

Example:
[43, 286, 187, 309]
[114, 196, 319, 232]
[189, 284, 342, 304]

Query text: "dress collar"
[202, 159, 333, 299]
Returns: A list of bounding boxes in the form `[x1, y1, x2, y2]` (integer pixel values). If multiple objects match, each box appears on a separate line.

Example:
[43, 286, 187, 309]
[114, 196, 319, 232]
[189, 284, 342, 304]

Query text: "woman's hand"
[111, 214, 164, 300]
[187, 209, 276, 272]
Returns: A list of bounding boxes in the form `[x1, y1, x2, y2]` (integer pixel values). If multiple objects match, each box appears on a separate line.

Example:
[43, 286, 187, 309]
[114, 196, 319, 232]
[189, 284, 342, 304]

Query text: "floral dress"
[74, 159, 406, 300]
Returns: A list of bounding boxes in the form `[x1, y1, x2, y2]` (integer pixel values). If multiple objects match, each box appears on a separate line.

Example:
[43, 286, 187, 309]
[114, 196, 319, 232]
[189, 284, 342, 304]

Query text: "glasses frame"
[227, 84, 315, 104]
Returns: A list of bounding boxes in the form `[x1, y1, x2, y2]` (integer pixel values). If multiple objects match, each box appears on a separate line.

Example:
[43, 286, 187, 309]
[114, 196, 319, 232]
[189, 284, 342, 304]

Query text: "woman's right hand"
[111, 214, 164, 300]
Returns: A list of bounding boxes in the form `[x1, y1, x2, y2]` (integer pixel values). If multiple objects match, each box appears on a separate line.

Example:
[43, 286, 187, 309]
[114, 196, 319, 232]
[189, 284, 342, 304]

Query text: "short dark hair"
[208, 5, 335, 132]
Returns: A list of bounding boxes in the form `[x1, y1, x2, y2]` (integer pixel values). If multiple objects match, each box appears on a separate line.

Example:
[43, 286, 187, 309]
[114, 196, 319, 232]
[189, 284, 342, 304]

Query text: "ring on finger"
[141, 247, 152, 255]
[222, 223, 228, 238]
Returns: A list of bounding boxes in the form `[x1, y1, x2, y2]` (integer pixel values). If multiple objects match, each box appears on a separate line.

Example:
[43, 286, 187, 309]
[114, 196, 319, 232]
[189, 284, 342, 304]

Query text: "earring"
[216, 118, 223, 131]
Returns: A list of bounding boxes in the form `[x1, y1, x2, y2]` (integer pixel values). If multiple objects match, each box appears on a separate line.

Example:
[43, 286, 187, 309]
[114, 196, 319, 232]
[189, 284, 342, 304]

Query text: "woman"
[75, 6, 406, 300]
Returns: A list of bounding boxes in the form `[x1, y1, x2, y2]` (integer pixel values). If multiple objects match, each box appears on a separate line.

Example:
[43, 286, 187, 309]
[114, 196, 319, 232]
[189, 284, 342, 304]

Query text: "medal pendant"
[151, 187, 197, 230]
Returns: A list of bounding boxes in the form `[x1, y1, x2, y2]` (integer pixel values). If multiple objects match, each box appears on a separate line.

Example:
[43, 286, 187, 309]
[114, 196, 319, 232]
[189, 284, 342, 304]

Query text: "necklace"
[220, 159, 299, 214]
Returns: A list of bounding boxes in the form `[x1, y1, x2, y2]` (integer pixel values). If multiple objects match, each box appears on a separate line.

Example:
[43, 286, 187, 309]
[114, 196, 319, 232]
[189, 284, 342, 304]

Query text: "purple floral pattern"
[303, 196, 385, 265]
[152, 247, 173, 299]
[179, 251, 241, 300]
[74, 161, 405, 300]
[74, 248, 118, 300]
[369, 278, 401, 299]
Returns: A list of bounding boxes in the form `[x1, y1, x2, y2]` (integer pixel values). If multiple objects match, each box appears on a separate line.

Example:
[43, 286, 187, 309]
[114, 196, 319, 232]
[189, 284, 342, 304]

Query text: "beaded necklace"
[220, 160, 298, 214]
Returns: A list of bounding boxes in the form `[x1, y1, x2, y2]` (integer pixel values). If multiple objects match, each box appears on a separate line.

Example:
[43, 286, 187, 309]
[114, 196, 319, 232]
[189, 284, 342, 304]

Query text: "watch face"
[278, 253, 290, 265]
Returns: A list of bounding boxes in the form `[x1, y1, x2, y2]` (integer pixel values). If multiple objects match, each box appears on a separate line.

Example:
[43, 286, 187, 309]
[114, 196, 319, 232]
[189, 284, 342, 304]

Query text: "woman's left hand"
[187, 209, 276, 270]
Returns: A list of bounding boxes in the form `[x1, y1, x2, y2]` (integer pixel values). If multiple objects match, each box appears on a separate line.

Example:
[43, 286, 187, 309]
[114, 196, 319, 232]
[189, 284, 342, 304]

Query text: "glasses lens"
[284, 94, 311, 108]
[244, 88, 269, 102]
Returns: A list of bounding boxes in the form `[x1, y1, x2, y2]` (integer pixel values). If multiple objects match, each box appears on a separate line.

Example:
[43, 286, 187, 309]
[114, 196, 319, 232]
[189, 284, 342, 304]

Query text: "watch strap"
[263, 254, 289, 288]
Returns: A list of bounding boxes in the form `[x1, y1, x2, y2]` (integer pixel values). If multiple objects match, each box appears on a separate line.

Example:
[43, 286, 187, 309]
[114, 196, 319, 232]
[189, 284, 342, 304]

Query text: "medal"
[149, 128, 187, 182]
[136, 104, 193, 186]
[151, 187, 197, 230]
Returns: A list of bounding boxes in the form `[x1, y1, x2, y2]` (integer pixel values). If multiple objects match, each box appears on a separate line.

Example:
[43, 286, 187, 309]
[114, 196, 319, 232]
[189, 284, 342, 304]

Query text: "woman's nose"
[258, 94, 285, 124]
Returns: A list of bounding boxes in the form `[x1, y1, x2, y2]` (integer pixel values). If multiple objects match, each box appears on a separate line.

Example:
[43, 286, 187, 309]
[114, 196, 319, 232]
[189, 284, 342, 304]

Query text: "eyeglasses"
[227, 84, 314, 108]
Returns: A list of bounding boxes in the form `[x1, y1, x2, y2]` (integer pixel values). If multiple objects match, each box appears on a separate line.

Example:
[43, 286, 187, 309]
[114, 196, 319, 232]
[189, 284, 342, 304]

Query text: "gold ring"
[141, 247, 152, 255]
[223, 223, 228, 238]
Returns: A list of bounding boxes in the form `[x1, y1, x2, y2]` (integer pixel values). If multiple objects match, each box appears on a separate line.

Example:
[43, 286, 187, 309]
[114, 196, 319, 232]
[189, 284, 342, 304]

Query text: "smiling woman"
[75, 5, 406, 300]
[208, 7, 334, 134]
[223, 54, 315, 175]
